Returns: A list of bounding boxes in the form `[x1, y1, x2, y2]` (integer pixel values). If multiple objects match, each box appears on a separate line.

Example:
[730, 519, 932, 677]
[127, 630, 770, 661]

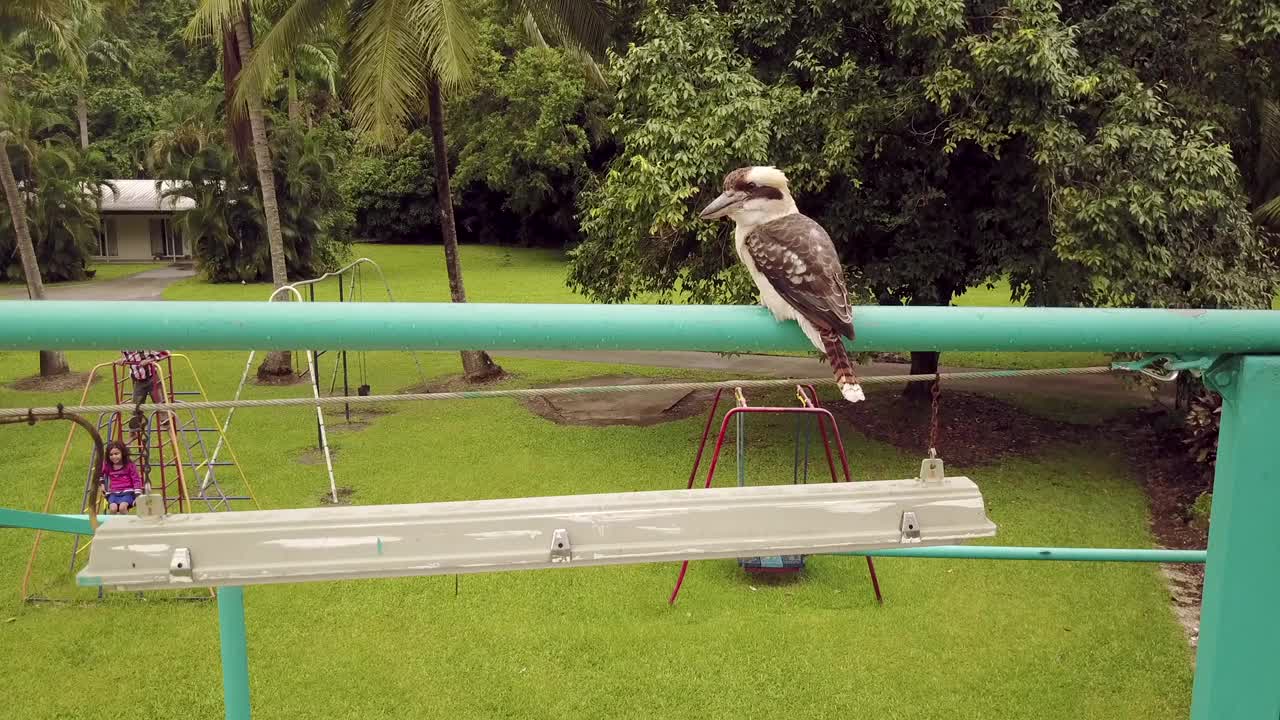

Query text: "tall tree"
[569, 2, 1276, 402]
[63, 1, 133, 149]
[232, 0, 610, 381]
[188, 0, 293, 380]
[0, 0, 88, 379]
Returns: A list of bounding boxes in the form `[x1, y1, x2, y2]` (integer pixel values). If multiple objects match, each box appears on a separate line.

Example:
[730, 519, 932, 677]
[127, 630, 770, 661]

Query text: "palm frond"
[346, 0, 429, 143]
[517, 0, 610, 57]
[1259, 99, 1280, 171]
[1254, 192, 1280, 226]
[231, 0, 342, 109]
[295, 42, 340, 94]
[412, 0, 480, 94]
[522, 10, 606, 89]
[186, 0, 264, 45]
[0, 0, 84, 71]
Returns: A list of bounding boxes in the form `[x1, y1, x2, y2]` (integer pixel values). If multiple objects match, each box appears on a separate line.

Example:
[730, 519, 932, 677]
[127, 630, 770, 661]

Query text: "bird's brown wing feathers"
[744, 213, 854, 338]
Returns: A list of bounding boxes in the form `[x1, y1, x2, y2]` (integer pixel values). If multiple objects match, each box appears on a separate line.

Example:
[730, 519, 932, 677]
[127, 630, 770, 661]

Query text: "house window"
[148, 217, 186, 257]
[97, 218, 119, 257]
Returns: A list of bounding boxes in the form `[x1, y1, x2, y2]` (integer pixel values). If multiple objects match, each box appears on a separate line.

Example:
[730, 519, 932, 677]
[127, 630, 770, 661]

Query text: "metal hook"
[795, 385, 812, 408]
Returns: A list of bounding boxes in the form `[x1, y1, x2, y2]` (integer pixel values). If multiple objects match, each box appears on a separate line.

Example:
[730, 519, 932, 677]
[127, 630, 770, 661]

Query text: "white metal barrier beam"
[79, 477, 996, 592]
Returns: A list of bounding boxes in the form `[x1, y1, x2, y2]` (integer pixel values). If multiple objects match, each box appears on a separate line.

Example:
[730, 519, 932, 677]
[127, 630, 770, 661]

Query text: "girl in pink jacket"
[100, 441, 145, 514]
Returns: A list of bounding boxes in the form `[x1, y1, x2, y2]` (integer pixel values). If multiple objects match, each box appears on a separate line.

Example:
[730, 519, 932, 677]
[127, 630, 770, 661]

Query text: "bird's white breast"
[735, 225, 796, 322]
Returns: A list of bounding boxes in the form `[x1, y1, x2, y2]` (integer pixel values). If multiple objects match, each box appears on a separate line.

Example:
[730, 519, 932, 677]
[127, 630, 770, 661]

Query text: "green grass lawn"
[0, 245, 1193, 718]
[2, 263, 164, 287]
[0, 354, 1194, 719]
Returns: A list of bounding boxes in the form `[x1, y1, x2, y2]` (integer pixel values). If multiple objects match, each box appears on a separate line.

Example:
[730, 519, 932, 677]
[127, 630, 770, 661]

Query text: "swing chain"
[927, 372, 941, 459]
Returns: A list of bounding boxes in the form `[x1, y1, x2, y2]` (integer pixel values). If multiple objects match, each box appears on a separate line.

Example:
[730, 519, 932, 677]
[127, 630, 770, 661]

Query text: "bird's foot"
[840, 382, 866, 403]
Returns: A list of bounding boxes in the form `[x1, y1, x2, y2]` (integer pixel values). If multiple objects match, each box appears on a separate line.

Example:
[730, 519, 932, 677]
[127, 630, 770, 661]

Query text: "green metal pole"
[835, 545, 1205, 563]
[3, 301, 1280, 353]
[218, 586, 252, 720]
[0, 509, 101, 535]
[1190, 355, 1280, 719]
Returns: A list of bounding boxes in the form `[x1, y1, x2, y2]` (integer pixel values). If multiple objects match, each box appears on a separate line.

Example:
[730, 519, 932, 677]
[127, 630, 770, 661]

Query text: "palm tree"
[217, 0, 609, 381]
[187, 1, 294, 379]
[0, 0, 89, 378]
[282, 41, 339, 125]
[71, 5, 132, 149]
[1252, 98, 1280, 228]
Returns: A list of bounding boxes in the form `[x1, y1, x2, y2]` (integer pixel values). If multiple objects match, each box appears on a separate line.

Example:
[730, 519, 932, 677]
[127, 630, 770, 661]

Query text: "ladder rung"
[193, 495, 251, 501]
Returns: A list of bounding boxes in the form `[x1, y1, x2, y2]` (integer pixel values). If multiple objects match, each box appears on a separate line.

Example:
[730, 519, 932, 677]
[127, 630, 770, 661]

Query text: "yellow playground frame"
[19, 353, 258, 601]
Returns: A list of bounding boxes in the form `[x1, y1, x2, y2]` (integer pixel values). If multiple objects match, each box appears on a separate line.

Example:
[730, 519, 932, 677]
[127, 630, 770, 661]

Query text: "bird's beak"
[699, 190, 747, 220]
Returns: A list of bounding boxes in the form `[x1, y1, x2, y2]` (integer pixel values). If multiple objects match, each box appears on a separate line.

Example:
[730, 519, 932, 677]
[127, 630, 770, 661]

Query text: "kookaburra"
[699, 166, 865, 403]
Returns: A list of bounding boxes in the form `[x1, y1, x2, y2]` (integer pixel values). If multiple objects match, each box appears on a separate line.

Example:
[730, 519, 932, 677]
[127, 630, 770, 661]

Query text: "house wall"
[94, 214, 187, 261]
[115, 216, 153, 260]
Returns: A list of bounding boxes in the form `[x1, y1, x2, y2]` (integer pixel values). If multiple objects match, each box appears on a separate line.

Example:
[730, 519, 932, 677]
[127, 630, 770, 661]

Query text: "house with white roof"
[94, 179, 195, 262]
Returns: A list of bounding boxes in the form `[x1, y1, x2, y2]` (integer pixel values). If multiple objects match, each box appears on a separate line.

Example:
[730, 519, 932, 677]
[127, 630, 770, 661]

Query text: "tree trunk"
[426, 75, 503, 382]
[76, 91, 89, 149]
[1, 126, 70, 377]
[232, 17, 294, 381]
[287, 69, 300, 125]
[902, 351, 940, 402]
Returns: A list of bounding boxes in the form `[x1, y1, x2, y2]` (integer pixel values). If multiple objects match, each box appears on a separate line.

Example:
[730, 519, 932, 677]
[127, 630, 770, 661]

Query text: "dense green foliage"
[568, 0, 1280, 313]
[338, 14, 613, 248]
[156, 110, 355, 282]
[6, 0, 1280, 303]
[0, 100, 112, 283]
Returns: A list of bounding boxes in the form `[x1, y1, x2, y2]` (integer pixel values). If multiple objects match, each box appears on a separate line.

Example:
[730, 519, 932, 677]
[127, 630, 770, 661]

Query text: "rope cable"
[0, 365, 1119, 418]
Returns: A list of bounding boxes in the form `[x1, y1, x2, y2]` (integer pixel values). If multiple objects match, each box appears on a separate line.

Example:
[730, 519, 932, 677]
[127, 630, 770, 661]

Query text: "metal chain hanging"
[927, 372, 941, 459]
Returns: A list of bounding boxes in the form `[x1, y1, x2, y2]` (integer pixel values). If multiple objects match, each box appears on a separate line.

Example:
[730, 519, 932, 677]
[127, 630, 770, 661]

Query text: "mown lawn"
[2, 262, 164, 289]
[0, 248, 1193, 719]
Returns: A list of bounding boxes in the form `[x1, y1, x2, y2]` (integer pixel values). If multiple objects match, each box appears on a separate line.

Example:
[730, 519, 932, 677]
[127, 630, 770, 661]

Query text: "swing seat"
[740, 554, 805, 573]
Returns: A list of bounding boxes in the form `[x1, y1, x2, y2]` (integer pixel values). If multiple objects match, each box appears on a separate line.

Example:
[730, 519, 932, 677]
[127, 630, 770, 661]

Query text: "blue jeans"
[107, 492, 136, 508]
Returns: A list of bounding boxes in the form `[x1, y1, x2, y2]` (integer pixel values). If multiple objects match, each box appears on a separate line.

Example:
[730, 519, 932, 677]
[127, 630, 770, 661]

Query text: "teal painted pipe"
[837, 545, 1206, 563]
[0, 509, 103, 535]
[218, 586, 252, 720]
[1, 301, 1279, 352]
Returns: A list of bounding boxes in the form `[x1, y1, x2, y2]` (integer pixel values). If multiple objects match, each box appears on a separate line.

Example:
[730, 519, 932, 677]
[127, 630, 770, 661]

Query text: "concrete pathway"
[3, 266, 195, 301]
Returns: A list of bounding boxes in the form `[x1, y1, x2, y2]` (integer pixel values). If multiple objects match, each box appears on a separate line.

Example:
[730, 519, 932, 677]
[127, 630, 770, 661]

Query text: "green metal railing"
[3, 300, 1280, 352]
[1, 301, 1275, 720]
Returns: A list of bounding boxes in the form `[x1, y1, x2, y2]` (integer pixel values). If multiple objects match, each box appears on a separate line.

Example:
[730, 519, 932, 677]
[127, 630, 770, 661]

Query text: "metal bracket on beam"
[550, 529, 572, 563]
[170, 548, 193, 582]
[900, 512, 921, 543]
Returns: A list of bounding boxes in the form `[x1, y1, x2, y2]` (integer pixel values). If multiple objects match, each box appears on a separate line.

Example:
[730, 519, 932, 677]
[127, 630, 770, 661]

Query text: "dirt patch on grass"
[826, 388, 1091, 467]
[1111, 408, 1209, 649]
[254, 372, 308, 387]
[297, 447, 337, 465]
[327, 420, 374, 433]
[827, 389, 1205, 648]
[522, 375, 717, 427]
[400, 371, 513, 395]
[322, 404, 392, 432]
[319, 486, 356, 505]
[9, 370, 97, 393]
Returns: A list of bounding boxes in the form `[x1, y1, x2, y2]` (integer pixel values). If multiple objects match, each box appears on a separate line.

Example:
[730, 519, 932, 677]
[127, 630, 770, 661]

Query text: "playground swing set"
[18, 259, 424, 599]
[217, 257, 428, 504]
[18, 351, 259, 602]
[0, 300, 1274, 720]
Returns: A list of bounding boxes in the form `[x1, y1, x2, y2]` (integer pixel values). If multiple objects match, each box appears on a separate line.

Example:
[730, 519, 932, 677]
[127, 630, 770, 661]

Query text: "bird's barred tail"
[820, 330, 865, 403]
